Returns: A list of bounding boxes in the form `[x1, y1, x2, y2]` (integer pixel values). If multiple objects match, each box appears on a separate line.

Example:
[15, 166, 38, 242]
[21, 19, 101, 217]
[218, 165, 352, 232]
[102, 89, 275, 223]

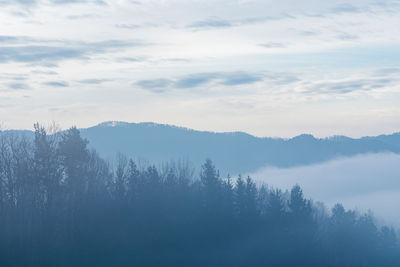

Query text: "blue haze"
[5, 121, 400, 175]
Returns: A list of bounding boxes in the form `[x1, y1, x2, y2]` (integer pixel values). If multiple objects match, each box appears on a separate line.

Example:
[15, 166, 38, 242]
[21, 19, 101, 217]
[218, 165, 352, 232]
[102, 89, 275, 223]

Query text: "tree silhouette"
[0, 126, 398, 267]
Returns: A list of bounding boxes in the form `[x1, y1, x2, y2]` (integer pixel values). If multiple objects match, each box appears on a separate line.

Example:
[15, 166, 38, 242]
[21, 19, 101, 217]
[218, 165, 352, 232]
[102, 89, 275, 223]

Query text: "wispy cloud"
[116, 56, 146, 62]
[188, 19, 232, 29]
[374, 67, 400, 76]
[0, 0, 106, 5]
[67, 13, 103, 20]
[336, 32, 359, 40]
[8, 82, 30, 90]
[137, 72, 266, 92]
[264, 73, 300, 86]
[301, 77, 396, 95]
[259, 42, 286, 48]
[175, 73, 218, 88]
[135, 79, 172, 93]
[114, 24, 142, 29]
[137, 68, 395, 98]
[187, 14, 294, 30]
[43, 81, 69, 87]
[0, 37, 146, 64]
[330, 3, 363, 14]
[31, 70, 58, 75]
[299, 30, 320, 36]
[221, 73, 262, 86]
[1, 0, 400, 136]
[52, 0, 106, 4]
[78, 78, 112, 84]
[0, 0, 35, 5]
[0, 46, 86, 63]
[0, 35, 37, 44]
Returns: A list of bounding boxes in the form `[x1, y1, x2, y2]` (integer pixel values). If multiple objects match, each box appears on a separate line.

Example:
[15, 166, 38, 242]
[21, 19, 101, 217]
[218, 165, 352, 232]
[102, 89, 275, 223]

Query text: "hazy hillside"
[3, 126, 399, 266]
[82, 122, 400, 174]
[3, 121, 400, 175]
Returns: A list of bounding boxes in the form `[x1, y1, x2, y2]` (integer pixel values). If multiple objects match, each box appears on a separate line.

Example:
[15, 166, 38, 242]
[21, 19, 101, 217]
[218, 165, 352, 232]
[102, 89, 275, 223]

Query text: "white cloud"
[249, 153, 400, 226]
[0, 0, 399, 137]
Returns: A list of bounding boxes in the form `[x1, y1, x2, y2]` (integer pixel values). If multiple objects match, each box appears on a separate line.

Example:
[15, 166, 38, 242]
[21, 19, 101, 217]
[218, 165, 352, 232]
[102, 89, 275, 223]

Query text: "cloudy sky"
[1, 0, 399, 137]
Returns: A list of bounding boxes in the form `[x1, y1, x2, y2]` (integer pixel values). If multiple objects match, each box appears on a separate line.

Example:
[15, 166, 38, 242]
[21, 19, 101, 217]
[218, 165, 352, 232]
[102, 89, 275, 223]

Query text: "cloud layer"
[0, 0, 399, 137]
[250, 153, 400, 226]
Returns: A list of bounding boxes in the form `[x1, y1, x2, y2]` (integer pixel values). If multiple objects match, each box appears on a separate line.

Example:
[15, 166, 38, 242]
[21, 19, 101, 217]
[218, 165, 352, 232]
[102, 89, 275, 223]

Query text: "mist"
[2, 126, 400, 266]
[250, 153, 400, 225]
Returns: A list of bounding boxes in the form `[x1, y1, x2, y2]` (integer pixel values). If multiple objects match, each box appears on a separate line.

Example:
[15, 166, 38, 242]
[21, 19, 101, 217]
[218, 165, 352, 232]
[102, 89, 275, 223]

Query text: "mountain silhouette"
[3, 121, 400, 175]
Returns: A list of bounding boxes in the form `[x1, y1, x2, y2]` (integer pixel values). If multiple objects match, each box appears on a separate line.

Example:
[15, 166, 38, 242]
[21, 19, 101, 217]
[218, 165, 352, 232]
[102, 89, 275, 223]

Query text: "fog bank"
[250, 153, 400, 226]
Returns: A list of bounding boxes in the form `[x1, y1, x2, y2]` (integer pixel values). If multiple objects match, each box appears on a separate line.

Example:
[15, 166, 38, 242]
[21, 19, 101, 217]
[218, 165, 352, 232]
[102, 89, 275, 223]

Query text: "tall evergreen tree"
[0, 126, 399, 267]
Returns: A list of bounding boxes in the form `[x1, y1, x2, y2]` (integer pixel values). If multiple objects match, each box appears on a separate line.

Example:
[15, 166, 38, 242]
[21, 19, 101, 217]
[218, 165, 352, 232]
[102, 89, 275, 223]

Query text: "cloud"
[0, 73, 28, 80]
[136, 72, 286, 93]
[319, 81, 366, 94]
[249, 153, 400, 225]
[0, 38, 145, 64]
[175, 73, 217, 88]
[220, 73, 261, 86]
[115, 24, 142, 30]
[86, 39, 145, 50]
[175, 72, 262, 88]
[51, 0, 106, 4]
[135, 74, 215, 92]
[1, 0, 399, 136]
[188, 14, 294, 30]
[0, 35, 36, 44]
[116, 56, 146, 62]
[176, 72, 263, 88]
[162, 58, 191, 63]
[336, 32, 359, 40]
[259, 42, 286, 48]
[135, 79, 172, 92]
[302, 76, 396, 95]
[330, 3, 362, 14]
[9, 10, 31, 17]
[374, 67, 400, 76]
[0, 46, 86, 63]
[31, 70, 58, 75]
[306, 3, 369, 17]
[8, 82, 30, 90]
[263, 72, 300, 86]
[0, 36, 21, 43]
[127, 0, 141, 4]
[67, 13, 103, 20]
[0, 74, 30, 91]
[300, 30, 320, 36]
[78, 78, 112, 84]
[132, 68, 391, 98]
[188, 19, 232, 29]
[43, 81, 69, 87]
[0, 0, 106, 5]
[0, 0, 35, 5]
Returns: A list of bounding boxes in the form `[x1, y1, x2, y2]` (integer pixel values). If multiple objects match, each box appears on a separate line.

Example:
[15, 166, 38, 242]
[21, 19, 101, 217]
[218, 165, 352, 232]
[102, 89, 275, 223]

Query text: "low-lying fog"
[249, 153, 400, 226]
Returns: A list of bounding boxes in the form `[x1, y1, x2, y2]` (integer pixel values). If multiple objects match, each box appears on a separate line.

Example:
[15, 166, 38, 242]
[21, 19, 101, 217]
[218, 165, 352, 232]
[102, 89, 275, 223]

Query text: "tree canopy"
[0, 125, 398, 266]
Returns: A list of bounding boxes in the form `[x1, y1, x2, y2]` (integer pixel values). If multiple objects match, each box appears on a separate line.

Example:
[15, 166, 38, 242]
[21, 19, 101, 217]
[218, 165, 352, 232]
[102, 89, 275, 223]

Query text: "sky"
[0, 0, 400, 137]
[250, 153, 400, 226]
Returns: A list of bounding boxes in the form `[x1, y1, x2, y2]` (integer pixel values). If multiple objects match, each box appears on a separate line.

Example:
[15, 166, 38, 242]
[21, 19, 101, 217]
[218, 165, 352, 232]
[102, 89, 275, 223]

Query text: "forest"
[0, 124, 399, 266]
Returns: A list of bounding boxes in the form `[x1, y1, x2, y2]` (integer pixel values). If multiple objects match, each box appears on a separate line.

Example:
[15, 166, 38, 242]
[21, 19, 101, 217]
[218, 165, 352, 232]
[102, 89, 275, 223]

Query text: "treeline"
[0, 124, 399, 266]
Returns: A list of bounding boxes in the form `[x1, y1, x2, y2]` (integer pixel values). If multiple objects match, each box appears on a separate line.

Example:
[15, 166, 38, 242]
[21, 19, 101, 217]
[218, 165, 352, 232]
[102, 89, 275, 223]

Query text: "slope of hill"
[81, 121, 400, 175]
[3, 121, 400, 175]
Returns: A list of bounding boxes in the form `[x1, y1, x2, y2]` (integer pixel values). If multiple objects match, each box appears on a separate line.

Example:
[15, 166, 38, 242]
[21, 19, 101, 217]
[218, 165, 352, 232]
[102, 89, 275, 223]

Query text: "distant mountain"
[3, 121, 400, 175]
[82, 122, 400, 175]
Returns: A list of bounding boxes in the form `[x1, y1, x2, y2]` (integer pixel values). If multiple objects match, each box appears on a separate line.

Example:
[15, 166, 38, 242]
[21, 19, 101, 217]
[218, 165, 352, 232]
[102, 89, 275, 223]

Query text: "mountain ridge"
[2, 121, 400, 175]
